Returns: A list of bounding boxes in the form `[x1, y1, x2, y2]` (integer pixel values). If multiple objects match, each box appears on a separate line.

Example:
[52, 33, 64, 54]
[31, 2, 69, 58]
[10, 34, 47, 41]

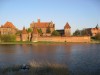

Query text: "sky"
[0, 0, 100, 33]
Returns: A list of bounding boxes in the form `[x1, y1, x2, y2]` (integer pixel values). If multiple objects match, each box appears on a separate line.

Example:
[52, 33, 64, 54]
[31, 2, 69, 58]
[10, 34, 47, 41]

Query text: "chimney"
[38, 19, 40, 23]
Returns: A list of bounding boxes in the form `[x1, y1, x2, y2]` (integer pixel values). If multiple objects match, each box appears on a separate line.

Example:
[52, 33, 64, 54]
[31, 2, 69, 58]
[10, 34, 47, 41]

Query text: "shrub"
[27, 28, 32, 33]
[0, 35, 16, 42]
[52, 30, 60, 36]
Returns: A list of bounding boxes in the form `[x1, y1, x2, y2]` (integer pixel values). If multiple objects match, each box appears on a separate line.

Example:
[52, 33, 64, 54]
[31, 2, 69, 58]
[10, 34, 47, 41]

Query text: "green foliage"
[95, 33, 100, 40]
[46, 26, 51, 33]
[38, 29, 43, 36]
[73, 29, 88, 36]
[0, 35, 16, 42]
[52, 30, 60, 36]
[27, 28, 32, 33]
[16, 31, 21, 35]
[73, 29, 81, 36]
[81, 29, 88, 36]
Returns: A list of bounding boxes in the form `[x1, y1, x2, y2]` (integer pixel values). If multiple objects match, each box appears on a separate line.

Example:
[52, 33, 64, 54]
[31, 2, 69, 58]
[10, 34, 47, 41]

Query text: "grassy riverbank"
[90, 39, 100, 43]
[0, 40, 100, 44]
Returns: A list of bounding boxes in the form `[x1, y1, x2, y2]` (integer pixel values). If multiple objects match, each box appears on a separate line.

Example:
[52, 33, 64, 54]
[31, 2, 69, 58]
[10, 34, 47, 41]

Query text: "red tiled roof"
[31, 19, 54, 28]
[64, 22, 71, 29]
[2, 21, 16, 28]
[34, 22, 51, 28]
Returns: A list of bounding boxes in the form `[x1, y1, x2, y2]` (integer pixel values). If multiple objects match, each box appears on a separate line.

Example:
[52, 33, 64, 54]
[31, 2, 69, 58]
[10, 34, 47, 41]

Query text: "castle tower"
[31, 27, 38, 42]
[64, 22, 71, 36]
[21, 27, 28, 41]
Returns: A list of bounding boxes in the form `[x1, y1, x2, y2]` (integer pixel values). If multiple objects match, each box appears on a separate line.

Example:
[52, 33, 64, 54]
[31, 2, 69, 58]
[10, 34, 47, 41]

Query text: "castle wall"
[38, 36, 90, 43]
[16, 36, 21, 41]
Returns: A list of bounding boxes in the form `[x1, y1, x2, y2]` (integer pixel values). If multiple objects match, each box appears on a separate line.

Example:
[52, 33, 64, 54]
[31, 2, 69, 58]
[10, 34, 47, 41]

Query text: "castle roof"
[31, 19, 54, 28]
[2, 21, 16, 28]
[64, 22, 71, 29]
[22, 27, 27, 34]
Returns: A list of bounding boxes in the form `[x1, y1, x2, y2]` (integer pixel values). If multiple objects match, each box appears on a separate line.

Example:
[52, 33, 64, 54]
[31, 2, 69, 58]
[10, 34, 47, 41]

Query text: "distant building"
[91, 25, 100, 36]
[30, 19, 55, 36]
[85, 24, 100, 36]
[0, 21, 17, 35]
[56, 22, 71, 36]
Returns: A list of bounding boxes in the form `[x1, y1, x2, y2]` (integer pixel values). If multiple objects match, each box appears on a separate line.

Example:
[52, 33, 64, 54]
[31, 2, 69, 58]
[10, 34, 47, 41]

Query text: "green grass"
[90, 39, 100, 43]
[0, 39, 100, 44]
[0, 41, 67, 44]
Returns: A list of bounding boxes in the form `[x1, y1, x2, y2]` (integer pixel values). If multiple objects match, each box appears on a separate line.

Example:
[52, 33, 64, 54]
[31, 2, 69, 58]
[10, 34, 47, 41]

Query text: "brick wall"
[38, 36, 90, 42]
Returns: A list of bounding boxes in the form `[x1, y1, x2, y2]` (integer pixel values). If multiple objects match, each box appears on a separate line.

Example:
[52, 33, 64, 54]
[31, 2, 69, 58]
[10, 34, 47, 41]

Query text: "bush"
[95, 33, 100, 40]
[0, 35, 16, 42]
[73, 29, 80, 36]
[27, 28, 32, 33]
[52, 30, 60, 36]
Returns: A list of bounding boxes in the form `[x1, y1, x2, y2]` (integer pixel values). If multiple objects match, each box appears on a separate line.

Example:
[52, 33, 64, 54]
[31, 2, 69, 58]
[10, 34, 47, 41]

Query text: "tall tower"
[31, 27, 38, 42]
[21, 27, 28, 41]
[64, 22, 71, 36]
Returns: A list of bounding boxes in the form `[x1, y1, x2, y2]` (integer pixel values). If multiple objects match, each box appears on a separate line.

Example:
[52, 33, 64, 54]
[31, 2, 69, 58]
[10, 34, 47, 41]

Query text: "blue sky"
[0, 0, 100, 33]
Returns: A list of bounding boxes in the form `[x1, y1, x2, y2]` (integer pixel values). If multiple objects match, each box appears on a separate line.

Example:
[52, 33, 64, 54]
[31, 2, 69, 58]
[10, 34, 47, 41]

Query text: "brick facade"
[0, 22, 17, 35]
[38, 36, 90, 43]
[64, 22, 71, 36]
[30, 19, 55, 36]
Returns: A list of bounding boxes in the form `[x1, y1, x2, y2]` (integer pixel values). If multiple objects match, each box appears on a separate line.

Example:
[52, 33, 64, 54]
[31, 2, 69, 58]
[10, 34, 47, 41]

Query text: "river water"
[0, 43, 100, 75]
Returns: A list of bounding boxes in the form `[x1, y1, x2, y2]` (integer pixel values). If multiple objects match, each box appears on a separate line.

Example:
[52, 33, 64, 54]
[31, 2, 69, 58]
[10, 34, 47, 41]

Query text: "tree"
[0, 35, 16, 42]
[51, 30, 60, 36]
[73, 29, 88, 36]
[73, 29, 81, 36]
[95, 33, 100, 40]
[46, 26, 51, 33]
[16, 31, 22, 36]
[27, 28, 32, 33]
[81, 29, 88, 36]
[38, 29, 43, 36]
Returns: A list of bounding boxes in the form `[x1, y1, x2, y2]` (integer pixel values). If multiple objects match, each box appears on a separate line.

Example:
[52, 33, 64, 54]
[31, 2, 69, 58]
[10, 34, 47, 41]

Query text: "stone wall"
[38, 36, 90, 42]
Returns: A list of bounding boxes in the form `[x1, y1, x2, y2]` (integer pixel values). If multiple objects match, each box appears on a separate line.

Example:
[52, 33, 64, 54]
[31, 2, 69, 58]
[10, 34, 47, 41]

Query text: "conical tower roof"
[64, 22, 71, 29]
[22, 27, 27, 34]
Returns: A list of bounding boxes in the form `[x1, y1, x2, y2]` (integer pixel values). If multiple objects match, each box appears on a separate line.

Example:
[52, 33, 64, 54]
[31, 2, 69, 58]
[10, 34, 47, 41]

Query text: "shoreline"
[0, 40, 100, 44]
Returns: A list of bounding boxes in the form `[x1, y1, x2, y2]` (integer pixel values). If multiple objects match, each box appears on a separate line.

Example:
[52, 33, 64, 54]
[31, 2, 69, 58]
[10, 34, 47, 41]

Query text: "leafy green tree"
[38, 29, 43, 36]
[0, 35, 16, 42]
[95, 33, 100, 40]
[81, 29, 88, 36]
[51, 30, 60, 36]
[27, 28, 32, 33]
[73, 29, 88, 36]
[73, 29, 81, 36]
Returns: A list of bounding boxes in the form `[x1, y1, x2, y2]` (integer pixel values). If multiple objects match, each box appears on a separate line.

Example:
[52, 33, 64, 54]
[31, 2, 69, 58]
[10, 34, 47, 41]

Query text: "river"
[0, 43, 100, 75]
